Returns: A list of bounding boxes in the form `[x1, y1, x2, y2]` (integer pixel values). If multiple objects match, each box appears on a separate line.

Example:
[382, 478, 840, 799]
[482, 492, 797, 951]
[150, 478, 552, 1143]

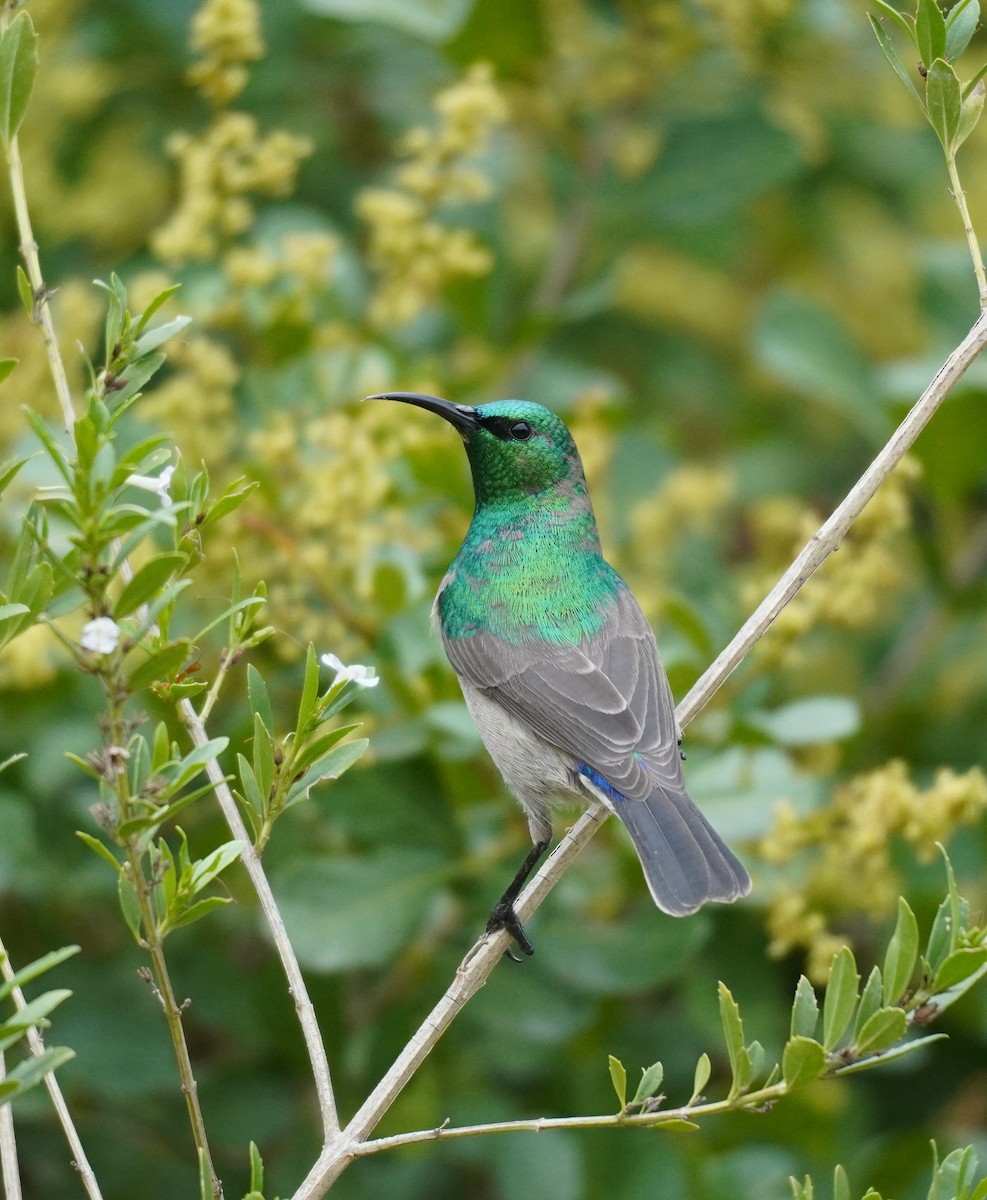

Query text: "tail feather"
[612, 783, 751, 916]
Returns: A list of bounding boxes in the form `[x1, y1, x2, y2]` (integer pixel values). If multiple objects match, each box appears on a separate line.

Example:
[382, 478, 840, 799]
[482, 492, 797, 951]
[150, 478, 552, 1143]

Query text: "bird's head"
[371, 393, 586, 504]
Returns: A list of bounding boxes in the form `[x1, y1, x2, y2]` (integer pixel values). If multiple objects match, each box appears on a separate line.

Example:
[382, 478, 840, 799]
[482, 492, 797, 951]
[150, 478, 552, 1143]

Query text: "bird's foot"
[485, 899, 535, 961]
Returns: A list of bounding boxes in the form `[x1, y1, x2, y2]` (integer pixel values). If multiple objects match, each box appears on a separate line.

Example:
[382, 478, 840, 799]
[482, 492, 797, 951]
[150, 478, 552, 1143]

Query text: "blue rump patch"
[578, 763, 625, 803]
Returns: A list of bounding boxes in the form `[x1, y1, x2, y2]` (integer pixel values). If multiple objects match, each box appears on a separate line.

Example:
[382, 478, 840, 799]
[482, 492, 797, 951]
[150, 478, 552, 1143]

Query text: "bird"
[372, 392, 750, 957]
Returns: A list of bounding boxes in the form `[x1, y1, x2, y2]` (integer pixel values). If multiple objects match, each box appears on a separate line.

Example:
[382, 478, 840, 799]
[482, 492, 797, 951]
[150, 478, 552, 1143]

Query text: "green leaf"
[869, 14, 924, 106]
[834, 1165, 852, 1200]
[690, 1052, 711, 1104]
[159, 736, 228, 792]
[790, 1176, 813, 1200]
[823, 946, 860, 1051]
[884, 897, 919, 1005]
[292, 724, 362, 774]
[0, 454, 28, 498]
[717, 982, 752, 1098]
[933, 946, 987, 992]
[168, 895, 232, 930]
[190, 595, 265, 643]
[0, 357, 17, 385]
[926, 58, 963, 149]
[0, 946, 79, 1005]
[75, 831, 122, 873]
[134, 283, 182, 335]
[0, 1045, 74, 1098]
[295, 0, 472, 41]
[956, 78, 986, 148]
[927, 896, 955, 975]
[855, 966, 884, 1039]
[933, 1145, 983, 1200]
[15, 266, 35, 323]
[118, 872, 144, 942]
[608, 1054, 627, 1109]
[115, 552, 187, 620]
[283, 738, 369, 808]
[248, 665, 275, 735]
[198, 1148, 211, 1200]
[0, 11, 39, 144]
[945, 0, 980, 60]
[297, 643, 321, 735]
[791, 974, 820, 1040]
[854, 1006, 907, 1055]
[248, 1141, 264, 1195]
[835, 1032, 946, 1075]
[252, 711, 276, 800]
[631, 1061, 664, 1105]
[871, 0, 916, 37]
[237, 754, 266, 816]
[199, 478, 259, 529]
[188, 839, 245, 895]
[0, 989, 72, 1051]
[917, 0, 948, 67]
[749, 697, 860, 746]
[127, 639, 194, 692]
[132, 314, 191, 357]
[782, 1036, 826, 1088]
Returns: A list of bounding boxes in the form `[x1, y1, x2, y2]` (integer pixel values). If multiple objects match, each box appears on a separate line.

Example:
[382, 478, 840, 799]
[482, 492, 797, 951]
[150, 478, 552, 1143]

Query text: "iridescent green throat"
[438, 463, 624, 647]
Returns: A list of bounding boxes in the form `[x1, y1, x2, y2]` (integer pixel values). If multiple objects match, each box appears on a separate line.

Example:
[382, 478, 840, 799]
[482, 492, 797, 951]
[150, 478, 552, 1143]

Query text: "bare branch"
[0, 937, 104, 1200]
[176, 698, 340, 1138]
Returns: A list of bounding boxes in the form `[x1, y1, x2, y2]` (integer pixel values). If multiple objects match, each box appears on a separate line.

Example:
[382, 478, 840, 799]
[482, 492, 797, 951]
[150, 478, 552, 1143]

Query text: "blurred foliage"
[2, 0, 987, 1198]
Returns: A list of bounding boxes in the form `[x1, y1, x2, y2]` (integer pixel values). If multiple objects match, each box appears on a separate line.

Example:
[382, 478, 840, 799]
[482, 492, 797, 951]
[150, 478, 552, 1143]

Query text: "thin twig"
[0, 1051, 23, 1200]
[177, 698, 340, 1138]
[946, 152, 987, 310]
[290, 307, 987, 1199]
[4, 132, 77, 440]
[0, 938, 104, 1200]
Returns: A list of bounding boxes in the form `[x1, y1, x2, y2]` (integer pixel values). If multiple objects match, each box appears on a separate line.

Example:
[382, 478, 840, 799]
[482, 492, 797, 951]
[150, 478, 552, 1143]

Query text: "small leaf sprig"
[236, 646, 374, 852]
[606, 849, 987, 1127]
[869, 0, 987, 305]
[791, 1141, 987, 1200]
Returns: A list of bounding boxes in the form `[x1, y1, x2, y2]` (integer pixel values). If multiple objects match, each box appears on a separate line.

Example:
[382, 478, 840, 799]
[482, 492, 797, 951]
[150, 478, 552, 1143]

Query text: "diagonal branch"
[0, 937, 104, 1200]
[177, 699, 340, 1138]
[290, 307, 987, 1198]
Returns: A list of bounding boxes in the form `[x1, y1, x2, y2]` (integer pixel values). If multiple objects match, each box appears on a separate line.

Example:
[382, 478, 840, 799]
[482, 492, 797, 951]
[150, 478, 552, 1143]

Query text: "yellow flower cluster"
[153, 114, 312, 263]
[741, 459, 921, 664]
[216, 232, 340, 331]
[625, 463, 736, 620]
[356, 63, 507, 327]
[761, 759, 987, 981]
[187, 0, 264, 108]
[632, 462, 736, 550]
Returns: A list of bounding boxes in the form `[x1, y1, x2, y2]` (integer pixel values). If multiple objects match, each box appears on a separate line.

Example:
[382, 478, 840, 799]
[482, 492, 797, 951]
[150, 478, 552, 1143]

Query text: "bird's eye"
[510, 421, 532, 441]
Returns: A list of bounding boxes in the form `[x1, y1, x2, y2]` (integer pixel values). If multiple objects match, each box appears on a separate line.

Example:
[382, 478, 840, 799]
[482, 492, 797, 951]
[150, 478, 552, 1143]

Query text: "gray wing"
[441, 586, 682, 800]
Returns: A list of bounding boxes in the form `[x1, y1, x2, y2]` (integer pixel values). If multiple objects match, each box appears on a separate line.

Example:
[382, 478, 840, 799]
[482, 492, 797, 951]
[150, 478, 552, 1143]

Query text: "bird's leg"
[485, 838, 551, 961]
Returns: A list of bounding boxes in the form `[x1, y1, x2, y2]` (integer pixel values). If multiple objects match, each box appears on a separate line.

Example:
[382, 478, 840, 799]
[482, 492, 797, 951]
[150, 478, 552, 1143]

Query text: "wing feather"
[441, 587, 682, 800]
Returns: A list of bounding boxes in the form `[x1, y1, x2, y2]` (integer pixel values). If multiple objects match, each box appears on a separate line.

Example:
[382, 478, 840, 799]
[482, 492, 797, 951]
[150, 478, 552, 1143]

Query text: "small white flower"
[80, 617, 121, 655]
[127, 464, 175, 508]
[320, 652, 380, 688]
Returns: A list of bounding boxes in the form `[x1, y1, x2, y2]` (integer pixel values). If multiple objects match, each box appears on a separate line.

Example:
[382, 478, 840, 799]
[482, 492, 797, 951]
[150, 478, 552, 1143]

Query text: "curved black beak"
[367, 392, 479, 437]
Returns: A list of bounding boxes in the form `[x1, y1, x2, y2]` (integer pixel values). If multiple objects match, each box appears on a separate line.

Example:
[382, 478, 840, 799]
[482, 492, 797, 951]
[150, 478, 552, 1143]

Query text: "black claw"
[484, 837, 551, 963]
[486, 899, 535, 959]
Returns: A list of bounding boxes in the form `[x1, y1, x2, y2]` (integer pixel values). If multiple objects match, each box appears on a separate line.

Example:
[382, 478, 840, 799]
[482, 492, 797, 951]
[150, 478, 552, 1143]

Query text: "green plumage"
[438, 400, 624, 646]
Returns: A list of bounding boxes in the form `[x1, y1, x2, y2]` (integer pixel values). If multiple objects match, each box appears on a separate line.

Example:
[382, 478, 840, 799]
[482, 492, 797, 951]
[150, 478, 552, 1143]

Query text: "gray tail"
[615, 784, 751, 916]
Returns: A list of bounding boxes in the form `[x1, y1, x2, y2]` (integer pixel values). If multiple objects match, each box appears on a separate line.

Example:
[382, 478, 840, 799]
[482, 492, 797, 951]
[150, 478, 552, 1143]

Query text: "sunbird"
[374, 393, 750, 957]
